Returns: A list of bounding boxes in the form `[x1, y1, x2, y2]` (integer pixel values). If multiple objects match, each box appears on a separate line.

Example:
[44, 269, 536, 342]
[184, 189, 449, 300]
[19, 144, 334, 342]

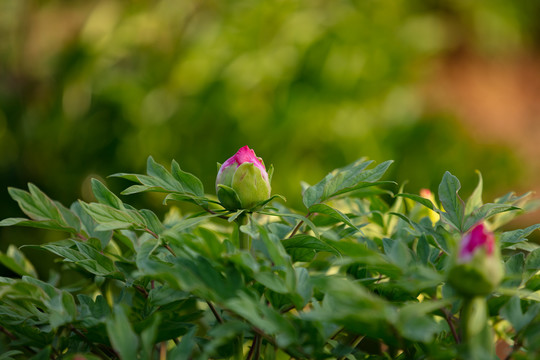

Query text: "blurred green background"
[2, 0, 540, 274]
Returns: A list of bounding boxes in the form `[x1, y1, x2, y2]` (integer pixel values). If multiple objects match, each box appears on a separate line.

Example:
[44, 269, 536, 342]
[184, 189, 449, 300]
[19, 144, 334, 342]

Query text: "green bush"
[1, 151, 539, 359]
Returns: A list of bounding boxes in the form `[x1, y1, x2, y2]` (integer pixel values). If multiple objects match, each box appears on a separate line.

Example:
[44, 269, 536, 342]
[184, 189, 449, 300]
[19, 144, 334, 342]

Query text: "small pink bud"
[216, 146, 271, 209]
[448, 222, 503, 296]
[459, 223, 494, 262]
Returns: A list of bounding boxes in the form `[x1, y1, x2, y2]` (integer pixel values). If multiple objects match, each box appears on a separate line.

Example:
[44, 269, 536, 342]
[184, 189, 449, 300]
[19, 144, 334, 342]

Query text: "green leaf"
[0, 245, 37, 277]
[463, 203, 520, 232]
[168, 326, 197, 360]
[307, 276, 393, 328]
[147, 156, 189, 192]
[217, 184, 242, 210]
[48, 291, 77, 329]
[438, 172, 465, 231]
[162, 214, 222, 243]
[395, 193, 436, 211]
[500, 224, 540, 247]
[5, 185, 81, 233]
[504, 253, 525, 288]
[163, 192, 215, 207]
[29, 348, 52, 360]
[228, 209, 245, 223]
[12, 184, 62, 221]
[396, 300, 449, 342]
[525, 248, 540, 271]
[29, 240, 117, 276]
[254, 272, 289, 293]
[79, 201, 146, 231]
[111, 157, 204, 199]
[106, 305, 139, 360]
[256, 225, 290, 268]
[139, 209, 164, 235]
[140, 313, 162, 360]
[282, 235, 340, 262]
[77, 294, 110, 319]
[500, 296, 540, 332]
[465, 170, 483, 215]
[308, 203, 360, 231]
[71, 202, 112, 248]
[0, 217, 68, 232]
[250, 193, 286, 210]
[303, 159, 393, 208]
[22, 275, 57, 298]
[225, 291, 296, 343]
[171, 159, 204, 197]
[91, 178, 125, 210]
[384, 238, 412, 271]
[0, 351, 23, 360]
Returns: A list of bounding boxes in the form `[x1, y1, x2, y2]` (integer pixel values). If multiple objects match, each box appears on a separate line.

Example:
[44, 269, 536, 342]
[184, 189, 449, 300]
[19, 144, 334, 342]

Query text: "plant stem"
[163, 243, 177, 257]
[441, 307, 460, 344]
[460, 296, 493, 358]
[206, 300, 224, 324]
[460, 297, 483, 341]
[232, 213, 251, 359]
[236, 213, 250, 250]
[0, 325, 16, 340]
[145, 227, 159, 239]
[134, 284, 149, 298]
[202, 206, 229, 220]
[247, 333, 262, 360]
[288, 220, 304, 239]
[160, 342, 167, 360]
[287, 212, 312, 239]
[234, 334, 244, 360]
[144, 227, 177, 256]
[75, 232, 88, 241]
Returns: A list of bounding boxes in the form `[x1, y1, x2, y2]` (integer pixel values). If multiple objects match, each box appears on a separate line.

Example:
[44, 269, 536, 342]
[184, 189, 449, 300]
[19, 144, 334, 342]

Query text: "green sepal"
[447, 249, 503, 297]
[267, 164, 274, 183]
[216, 163, 237, 188]
[217, 184, 242, 211]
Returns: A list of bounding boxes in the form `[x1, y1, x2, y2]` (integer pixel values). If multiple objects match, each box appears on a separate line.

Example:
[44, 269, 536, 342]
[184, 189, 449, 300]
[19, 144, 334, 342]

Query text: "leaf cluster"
[1, 157, 540, 359]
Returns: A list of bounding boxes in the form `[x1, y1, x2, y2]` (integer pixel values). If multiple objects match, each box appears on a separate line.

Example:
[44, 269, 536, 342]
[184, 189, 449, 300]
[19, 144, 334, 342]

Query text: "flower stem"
[232, 212, 251, 359]
[236, 213, 250, 250]
[460, 296, 494, 359]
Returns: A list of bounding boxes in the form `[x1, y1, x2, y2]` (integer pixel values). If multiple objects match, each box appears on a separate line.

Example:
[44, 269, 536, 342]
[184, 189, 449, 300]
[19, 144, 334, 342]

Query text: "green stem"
[233, 213, 250, 359]
[460, 297, 484, 341]
[233, 333, 244, 360]
[236, 213, 250, 250]
[460, 296, 494, 359]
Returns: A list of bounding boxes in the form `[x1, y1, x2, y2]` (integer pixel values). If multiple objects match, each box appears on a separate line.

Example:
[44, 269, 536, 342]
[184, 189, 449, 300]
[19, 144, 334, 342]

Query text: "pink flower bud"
[459, 223, 494, 262]
[216, 146, 271, 209]
[419, 188, 432, 199]
[448, 222, 503, 296]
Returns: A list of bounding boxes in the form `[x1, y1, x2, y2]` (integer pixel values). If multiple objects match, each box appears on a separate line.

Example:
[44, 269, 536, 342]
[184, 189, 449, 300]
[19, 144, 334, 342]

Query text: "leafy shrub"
[1, 152, 539, 360]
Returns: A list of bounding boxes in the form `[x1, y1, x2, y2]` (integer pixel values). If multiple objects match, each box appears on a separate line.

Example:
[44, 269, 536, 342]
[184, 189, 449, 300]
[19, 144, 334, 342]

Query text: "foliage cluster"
[1, 156, 540, 359]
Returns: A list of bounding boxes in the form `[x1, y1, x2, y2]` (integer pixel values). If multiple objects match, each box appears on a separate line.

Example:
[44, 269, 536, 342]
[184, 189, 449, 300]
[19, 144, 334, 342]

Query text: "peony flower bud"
[458, 223, 494, 262]
[448, 223, 503, 297]
[216, 146, 271, 210]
